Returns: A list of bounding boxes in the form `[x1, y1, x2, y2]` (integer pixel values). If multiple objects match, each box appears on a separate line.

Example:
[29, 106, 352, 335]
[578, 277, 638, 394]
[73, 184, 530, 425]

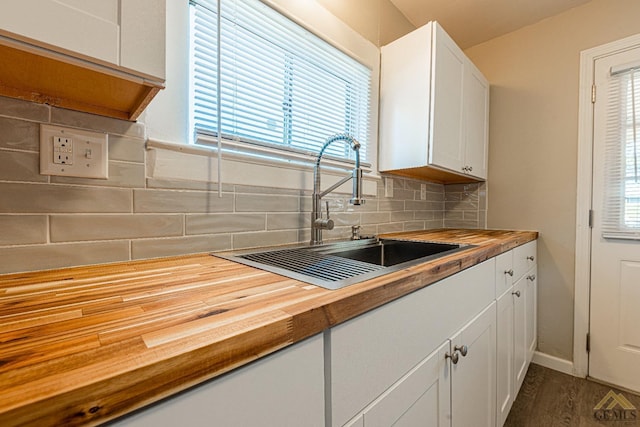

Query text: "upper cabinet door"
[379, 21, 489, 183]
[379, 23, 434, 172]
[463, 60, 489, 180]
[0, 0, 165, 81]
[0, 0, 119, 64]
[429, 23, 466, 174]
[120, 0, 166, 80]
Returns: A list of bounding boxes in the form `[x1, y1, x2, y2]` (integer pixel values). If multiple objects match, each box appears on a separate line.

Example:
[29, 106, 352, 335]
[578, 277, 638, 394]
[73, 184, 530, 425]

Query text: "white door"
[590, 45, 640, 392]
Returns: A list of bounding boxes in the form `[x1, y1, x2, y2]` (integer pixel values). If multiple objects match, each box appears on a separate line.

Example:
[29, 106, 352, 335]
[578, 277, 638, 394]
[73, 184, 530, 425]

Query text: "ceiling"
[389, 0, 593, 49]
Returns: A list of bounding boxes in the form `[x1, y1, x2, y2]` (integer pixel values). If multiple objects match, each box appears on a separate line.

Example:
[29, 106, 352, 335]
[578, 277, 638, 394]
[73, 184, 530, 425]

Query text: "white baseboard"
[532, 351, 576, 376]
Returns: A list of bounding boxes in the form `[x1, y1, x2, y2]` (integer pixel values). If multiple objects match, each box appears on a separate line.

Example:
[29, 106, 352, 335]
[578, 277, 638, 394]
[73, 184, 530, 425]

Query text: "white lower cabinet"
[450, 302, 497, 427]
[496, 288, 516, 426]
[113, 334, 325, 427]
[331, 259, 496, 427]
[351, 341, 451, 427]
[525, 266, 538, 363]
[513, 275, 528, 394]
[496, 243, 538, 427]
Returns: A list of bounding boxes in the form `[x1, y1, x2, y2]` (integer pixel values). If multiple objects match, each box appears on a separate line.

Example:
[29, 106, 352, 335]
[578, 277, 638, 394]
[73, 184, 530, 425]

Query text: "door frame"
[574, 32, 640, 378]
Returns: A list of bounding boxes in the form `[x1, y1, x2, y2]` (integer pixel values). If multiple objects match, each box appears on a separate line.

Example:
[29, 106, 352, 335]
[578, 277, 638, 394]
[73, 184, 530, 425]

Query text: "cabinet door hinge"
[591, 84, 596, 103]
[586, 332, 591, 353]
[588, 209, 594, 228]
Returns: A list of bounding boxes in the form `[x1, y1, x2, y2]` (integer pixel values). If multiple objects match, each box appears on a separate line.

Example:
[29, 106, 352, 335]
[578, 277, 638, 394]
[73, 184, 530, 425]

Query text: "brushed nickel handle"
[505, 269, 514, 277]
[512, 290, 521, 297]
[446, 351, 460, 364]
[454, 344, 468, 357]
[527, 274, 536, 281]
[527, 255, 535, 261]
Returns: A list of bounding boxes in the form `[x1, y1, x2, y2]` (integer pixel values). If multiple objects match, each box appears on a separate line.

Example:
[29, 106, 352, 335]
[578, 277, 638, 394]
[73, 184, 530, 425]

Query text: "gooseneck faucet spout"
[311, 133, 365, 245]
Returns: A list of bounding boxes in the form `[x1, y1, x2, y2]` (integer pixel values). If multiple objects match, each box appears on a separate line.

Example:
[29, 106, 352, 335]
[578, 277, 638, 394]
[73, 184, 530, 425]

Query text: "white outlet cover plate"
[40, 124, 108, 179]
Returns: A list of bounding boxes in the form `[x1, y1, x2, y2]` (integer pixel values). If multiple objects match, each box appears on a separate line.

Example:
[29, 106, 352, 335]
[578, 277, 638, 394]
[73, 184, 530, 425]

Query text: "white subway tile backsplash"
[0, 151, 48, 182]
[134, 189, 234, 213]
[50, 214, 184, 242]
[0, 216, 47, 245]
[0, 183, 132, 213]
[0, 117, 40, 151]
[0, 96, 487, 274]
[131, 235, 232, 260]
[0, 241, 130, 274]
[187, 213, 266, 235]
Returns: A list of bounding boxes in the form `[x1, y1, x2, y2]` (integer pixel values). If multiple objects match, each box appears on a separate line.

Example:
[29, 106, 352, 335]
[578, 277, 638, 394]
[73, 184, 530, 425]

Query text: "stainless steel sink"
[214, 238, 474, 290]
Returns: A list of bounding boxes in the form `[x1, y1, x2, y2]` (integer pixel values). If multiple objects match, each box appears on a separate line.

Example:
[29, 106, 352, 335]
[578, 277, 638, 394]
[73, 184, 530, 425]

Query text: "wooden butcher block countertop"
[0, 229, 537, 426]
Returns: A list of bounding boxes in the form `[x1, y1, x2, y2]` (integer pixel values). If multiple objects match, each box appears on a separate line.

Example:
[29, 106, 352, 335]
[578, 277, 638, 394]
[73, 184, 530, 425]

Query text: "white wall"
[465, 0, 640, 361]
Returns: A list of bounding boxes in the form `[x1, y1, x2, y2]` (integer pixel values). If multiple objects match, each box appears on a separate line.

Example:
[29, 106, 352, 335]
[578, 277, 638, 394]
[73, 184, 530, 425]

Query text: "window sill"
[146, 139, 379, 196]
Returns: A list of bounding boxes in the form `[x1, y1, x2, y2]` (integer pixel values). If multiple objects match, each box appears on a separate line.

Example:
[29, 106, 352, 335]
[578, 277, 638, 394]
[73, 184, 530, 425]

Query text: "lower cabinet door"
[496, 288, 515, 427]
[360, 341, 451, 427]
[513, 276, 528, 394]
[525, 266, 538, 363]
[450, 302, 497, 427]
[111, 334, 325, 427]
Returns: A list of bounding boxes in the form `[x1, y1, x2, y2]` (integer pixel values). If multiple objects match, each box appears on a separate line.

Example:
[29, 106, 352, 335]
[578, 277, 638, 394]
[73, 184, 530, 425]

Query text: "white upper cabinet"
[429, 23, 466, 175]
[0, 0, 165, 80]
[463, 60, 490, 179]
[120, 0, 166, 79]
[380, 21, 489, 182]
[0, 0, 165, 120]
[0, 0, 120, 65]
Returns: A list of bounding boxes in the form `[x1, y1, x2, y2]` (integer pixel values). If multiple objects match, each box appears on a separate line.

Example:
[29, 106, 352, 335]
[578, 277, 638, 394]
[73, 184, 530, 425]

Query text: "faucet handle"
[314, 201, 334, 231]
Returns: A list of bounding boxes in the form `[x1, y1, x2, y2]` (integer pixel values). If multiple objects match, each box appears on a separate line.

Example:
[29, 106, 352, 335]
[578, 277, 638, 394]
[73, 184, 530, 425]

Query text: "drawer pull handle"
[527, 256, 535, 261]
[454, 345, 468, 357]
[527, 274, 536, 281]
[446, 351, 460, 364]
[505, 269, 514, 277]
[512, 290, 521, 297]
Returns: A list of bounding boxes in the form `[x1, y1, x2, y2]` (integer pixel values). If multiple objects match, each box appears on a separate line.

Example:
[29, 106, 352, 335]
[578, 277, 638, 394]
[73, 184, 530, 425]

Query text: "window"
[602, 67, 640, 238]
[189, 0, 373, 164]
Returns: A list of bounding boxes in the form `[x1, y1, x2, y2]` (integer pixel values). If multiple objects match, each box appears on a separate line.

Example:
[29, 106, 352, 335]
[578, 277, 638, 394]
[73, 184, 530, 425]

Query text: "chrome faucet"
[311, 133, 365, 245]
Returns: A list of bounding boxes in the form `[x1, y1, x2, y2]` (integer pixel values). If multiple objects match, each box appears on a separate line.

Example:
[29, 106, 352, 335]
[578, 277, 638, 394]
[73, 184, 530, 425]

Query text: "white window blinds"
[602, 66, 640, 239]
[189, 0, 372, 163]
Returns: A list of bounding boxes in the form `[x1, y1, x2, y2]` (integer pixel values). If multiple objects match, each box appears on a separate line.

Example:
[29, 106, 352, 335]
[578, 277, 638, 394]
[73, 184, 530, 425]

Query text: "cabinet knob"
[527, 255, 535, 261]
[527, 274, 536, 281]
[445, 351, 460, 364]
[505, 269, 514, 277]
[468, 166, 473, 172]
[454, 344, 468, 357]
[512, 290, 521, 297]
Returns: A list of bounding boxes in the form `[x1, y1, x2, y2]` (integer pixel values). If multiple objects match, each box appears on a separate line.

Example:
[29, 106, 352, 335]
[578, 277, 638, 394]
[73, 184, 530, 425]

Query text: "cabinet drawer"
[495, 251, 513, 298]
[329, 258, 495, 426]
[513, 240, 537, 281]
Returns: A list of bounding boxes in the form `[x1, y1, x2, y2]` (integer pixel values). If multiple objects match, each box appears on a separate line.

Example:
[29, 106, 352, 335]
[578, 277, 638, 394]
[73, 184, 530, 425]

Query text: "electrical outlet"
[420, 184, 426, 200]
[40, 125, 108, 179]
[53, 137, 73, 165]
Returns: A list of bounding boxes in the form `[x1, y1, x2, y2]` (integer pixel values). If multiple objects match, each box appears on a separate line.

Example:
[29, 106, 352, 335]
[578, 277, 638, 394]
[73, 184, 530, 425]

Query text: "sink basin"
[324, 239, 460, 267]
[214, 238, 474, 290]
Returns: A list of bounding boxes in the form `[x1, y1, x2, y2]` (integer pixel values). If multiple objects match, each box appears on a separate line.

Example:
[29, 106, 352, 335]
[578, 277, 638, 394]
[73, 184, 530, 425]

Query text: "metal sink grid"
[214, 238, 474, 290]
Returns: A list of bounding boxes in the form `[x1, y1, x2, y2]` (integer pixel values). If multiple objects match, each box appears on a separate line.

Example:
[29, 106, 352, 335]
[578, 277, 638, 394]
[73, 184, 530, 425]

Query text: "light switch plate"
[40, 124, 108, 179]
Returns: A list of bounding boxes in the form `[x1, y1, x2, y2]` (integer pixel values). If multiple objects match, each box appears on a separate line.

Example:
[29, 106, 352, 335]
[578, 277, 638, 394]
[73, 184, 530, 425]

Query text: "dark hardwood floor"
[505, 364, 640, 426]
